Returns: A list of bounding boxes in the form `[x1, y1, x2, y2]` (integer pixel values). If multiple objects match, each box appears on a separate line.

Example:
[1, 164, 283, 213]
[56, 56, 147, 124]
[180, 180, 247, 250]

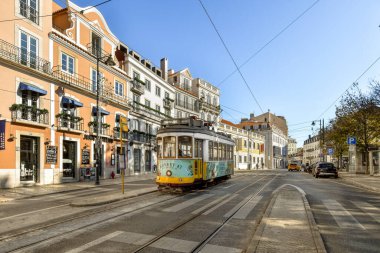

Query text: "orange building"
[0, 0, 132, 188]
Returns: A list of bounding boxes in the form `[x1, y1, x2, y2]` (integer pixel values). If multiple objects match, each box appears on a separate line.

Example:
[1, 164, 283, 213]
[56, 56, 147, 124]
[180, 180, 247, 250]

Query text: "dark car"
[312, 162, 338, 178]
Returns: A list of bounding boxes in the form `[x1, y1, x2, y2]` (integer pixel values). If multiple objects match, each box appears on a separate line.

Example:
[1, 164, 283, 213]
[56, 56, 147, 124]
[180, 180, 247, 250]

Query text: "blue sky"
[67, 0, 380, 147]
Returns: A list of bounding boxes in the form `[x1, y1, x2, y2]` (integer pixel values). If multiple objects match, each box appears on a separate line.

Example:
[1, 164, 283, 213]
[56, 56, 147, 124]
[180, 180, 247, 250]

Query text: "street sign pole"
[119, 116, 128, 194]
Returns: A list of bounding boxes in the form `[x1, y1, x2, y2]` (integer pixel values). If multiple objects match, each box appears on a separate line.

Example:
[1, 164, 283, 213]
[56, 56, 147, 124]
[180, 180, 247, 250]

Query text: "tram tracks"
[131, 175, 277, 253]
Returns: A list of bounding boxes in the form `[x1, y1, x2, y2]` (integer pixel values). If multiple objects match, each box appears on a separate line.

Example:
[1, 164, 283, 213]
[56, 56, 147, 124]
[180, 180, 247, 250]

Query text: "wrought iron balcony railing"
[133, 101, 171, 121]
[0, 38, 51, 74]
[57, 117, 84, 132]
[19, 1, 39, 25]
[89, 124, 111, 137]
[86, 43, 114, 61]
[131, 79, 145, 95]
[10, 104, 49, 125]
[175, 99, 199, 112]
[113, 127, 129, 140]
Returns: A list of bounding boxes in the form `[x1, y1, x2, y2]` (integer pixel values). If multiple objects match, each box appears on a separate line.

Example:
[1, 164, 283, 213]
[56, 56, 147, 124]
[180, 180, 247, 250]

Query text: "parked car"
[312, 162, 338, 178]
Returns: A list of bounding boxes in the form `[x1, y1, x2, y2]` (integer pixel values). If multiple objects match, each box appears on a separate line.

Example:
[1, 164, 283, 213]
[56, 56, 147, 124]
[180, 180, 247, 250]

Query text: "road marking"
[151, 237, 198, 253]
[0, 204, 69, 221]
[223, 184, 235, 189]
[352, 201, 380, 223]
[163, 194, 213, 212]
[202, 244, 242, 253]
[230, 195, 263, 219]
[192, 195, 229, 214]
[202, 194, 238, 215]
[224, 195, 252, 218]
[110, 231, 155, 245]
[323, 200, 365, 230]
[65, 231, 123, 253]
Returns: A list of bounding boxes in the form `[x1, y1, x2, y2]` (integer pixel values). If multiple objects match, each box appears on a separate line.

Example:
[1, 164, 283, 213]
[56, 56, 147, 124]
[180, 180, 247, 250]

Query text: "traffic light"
[120, 116, 128, 132]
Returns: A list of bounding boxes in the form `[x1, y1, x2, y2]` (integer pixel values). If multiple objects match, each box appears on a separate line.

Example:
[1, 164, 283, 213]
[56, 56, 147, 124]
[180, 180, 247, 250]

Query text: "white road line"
[0, 204, 69, 221]
[65, 231, 124, 253]
[231, 195, 263, 219]
[192, 195, 229, 215]
[201, 244, 242, 253]
[352, 201, 380, 223]
[110, 231, 155, 245]
[323, 200, 365, 230]
[152, 237, 198, 253]
[202, 194, 238, 216]
[223, 184, 235, 189]
[163, 194, 213, 212]
[224, 195, 252, 218]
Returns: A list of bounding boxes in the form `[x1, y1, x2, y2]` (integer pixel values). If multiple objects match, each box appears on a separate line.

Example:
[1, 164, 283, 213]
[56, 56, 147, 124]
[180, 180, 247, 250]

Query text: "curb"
[70, 188, 158, 207]
[339, 178, 379, 192]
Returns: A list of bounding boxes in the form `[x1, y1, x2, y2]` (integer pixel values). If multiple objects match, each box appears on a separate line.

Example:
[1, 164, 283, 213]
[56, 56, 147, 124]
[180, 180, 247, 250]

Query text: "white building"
[193, 78, 221, 123]
[303, 135, 321, 165]
[288, 137, 297, 157]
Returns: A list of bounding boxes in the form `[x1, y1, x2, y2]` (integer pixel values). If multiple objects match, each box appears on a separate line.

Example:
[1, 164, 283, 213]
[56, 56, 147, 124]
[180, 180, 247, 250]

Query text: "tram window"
[163, 136, 176, 158]
[157, 138, 162, 158]
[209, 141, 213, 160]
[213, 142, 218, 160]
[218, 143, 222, 160]
[194, 139, 203, 158]
[178, 136, 192, 158]
[221, 144, 225, 160]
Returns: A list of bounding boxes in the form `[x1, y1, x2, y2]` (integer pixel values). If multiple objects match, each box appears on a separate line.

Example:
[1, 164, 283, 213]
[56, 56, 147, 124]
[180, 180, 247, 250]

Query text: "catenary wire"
[198, 0, 264, 114]
[217, 0, 320, 87]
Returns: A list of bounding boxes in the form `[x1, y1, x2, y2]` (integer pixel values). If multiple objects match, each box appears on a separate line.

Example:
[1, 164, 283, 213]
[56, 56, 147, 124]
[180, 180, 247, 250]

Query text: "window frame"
[61, 52, 74, 75]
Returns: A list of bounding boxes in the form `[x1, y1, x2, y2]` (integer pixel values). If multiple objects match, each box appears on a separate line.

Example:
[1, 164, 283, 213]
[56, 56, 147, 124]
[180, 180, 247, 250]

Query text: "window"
[209, 141, 214, 160]
[239, 155, 242, 163]
[157, 138, 162, 158]
[244, 140, 247, 148]
[165, 109, 170, 116]
[178, 136, 192, 158]
[91, 69, 103, 92]
[145, 99, 150, 108]
[194, 139, 203, 158]
[155, 85, 161, 97]
[164, 91, 169, 98]
[20, 31, 38, 68]
[91, 33, 101, 56]
[177, 111, 182, 118]
[156, 105, 160, 114]
[61, 53, 74, 74]
[20, 0, 39, 24]
[213, 142, 218, 160]
[163, 137, 175, 158]
[201, 113, 205, 120]
[213, 96, 217, 106]
[133, 71, 140, 80]
[173, 76, 177, 83]
[115, 80, 123, 96]
[207, 94, 211, 104]
[133, 94, 140, 103]
[145, 79, 151, 91]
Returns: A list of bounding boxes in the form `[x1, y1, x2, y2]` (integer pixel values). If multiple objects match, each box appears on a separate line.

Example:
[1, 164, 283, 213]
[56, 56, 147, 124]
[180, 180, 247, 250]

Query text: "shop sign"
[0, 120, 5, 150]
[46, 146, 57, 164]
[82, 149, 90, 164]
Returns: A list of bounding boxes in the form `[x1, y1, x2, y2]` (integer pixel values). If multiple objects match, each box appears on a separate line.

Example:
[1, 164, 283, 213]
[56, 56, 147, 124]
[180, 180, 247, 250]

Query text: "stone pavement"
[339, 171, 380, 192]
[247, 185, 326, 253]
[0, 173, 157, 203]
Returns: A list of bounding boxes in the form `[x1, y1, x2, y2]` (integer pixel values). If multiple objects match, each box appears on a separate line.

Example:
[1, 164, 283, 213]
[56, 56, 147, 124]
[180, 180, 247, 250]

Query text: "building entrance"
[20, 136, 39, 182]
[133, 149, 141, 173]
[145, 150, 151, 172]
[63, 141, 77, 178]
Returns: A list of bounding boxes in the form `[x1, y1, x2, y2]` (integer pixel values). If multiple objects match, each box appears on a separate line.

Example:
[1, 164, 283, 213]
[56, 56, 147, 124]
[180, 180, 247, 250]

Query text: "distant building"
[288, 137, 297, 157]
[303, 135, 321, 165]
[236, 112, 288, 169]
[193, 78, 221, 123]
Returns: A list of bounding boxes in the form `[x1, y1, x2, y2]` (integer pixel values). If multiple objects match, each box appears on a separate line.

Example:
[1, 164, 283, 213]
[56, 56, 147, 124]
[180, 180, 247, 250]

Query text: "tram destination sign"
[46, 146, 57, 164]
[82, 149, 90, 165]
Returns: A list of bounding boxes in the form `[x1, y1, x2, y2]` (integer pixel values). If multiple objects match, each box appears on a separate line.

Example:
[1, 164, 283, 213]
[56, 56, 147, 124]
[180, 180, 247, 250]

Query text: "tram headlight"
[166, 170, 172, 177]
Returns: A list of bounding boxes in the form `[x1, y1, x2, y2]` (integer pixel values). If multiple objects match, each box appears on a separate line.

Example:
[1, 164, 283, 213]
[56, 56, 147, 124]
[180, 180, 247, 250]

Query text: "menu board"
[46, 146, 57, 164]
[82, 149, 90, 164]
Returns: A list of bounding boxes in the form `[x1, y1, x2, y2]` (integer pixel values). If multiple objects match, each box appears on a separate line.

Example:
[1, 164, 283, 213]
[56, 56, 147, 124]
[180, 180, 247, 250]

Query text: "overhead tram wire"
[198, 0, 264, 114]
[317, 54, 380, 119]
[217, 0, 320, 87]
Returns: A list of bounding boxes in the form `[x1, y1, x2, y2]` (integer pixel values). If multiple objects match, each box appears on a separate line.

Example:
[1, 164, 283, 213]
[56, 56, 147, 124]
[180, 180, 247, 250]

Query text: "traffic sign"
[327, 148, 334, 155]
[347, 137, 356, 145]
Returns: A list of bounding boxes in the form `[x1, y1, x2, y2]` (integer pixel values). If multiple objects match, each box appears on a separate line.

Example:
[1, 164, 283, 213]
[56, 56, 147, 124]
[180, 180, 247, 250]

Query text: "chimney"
[160, 58, 168, 81]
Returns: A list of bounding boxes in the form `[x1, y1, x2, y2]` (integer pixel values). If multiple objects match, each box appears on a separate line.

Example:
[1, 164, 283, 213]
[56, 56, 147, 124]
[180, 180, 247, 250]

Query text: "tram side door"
[194, 139, 203, 179]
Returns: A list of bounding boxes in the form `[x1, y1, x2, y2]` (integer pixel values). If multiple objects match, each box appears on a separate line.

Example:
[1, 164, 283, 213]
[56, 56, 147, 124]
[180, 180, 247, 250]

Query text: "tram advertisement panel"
[159, 159, 194, 177]
[205, 161, 233, 180]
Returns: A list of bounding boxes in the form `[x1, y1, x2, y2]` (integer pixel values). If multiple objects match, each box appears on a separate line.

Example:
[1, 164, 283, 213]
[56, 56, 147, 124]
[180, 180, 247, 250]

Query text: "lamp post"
[94, 47, 116, 185]
[312, 119, 325, 162]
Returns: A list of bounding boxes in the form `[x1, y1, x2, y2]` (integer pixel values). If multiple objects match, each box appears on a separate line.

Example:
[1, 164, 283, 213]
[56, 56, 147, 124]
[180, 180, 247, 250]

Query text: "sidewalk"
[0, 173, 157, 203]
[247, 185, 326, 253]
[339, 171, 380, 192]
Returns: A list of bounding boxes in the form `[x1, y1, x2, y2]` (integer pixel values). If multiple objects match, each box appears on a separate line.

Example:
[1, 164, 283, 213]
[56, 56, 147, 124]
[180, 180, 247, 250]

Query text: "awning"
[92, 107, 110, 116]
[62, 96, 83, 107]
[19, 82, 47, 96]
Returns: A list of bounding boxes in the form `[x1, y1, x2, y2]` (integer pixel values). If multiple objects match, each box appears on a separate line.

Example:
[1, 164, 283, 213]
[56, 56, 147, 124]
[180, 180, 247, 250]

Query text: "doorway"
[133, 149, 141, 173]
[20, 136, 39, 182]
[145, 150, 151, 172]
[63, 140, 77, 178]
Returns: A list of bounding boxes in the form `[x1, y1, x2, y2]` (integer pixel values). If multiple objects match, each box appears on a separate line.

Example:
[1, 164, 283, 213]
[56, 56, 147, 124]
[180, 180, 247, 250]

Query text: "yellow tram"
[156, 117, 235, 190]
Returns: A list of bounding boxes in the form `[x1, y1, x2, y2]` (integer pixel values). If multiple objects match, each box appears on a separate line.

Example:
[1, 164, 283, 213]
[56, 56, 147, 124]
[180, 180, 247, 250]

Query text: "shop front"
[20, 136, 39, 183]
[62, 140, 77, 179]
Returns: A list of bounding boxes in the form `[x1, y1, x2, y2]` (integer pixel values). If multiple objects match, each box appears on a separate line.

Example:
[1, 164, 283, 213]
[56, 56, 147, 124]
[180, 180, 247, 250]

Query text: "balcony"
[131, 79, 145, 95]
[0, 39, 51, 75]
[175, 99, 199, 112]
[9, 104, 49, 127]
[19, 1, 39, 25]
[199, 101, 221, 113]
[132, 101, 170, 121]
[87, 44, 113, 60]
[113, 127, 129, 140]
[52, 66, 131, 109]
[163, 97, 174, 109]
[88, 122, 111, 137]
[56, 114, 84, 133]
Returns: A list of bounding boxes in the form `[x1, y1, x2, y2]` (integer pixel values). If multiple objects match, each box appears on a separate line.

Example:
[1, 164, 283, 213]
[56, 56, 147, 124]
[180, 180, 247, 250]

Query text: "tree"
[325, 117, 350, 169]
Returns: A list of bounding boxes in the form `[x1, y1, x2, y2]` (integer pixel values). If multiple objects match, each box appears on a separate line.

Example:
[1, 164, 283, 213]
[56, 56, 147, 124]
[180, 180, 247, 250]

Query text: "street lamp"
[312, 119, 325, 162]
[95, 49, 116, 185]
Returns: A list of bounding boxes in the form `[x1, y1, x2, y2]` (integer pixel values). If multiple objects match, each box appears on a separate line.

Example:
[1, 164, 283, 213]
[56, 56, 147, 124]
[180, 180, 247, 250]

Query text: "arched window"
[213, 96, 217, 106]
[206, 94, 211, 104]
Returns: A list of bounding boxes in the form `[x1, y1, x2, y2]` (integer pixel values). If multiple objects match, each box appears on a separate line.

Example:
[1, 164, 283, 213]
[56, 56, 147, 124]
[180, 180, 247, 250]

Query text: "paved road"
[0, 171, 379, 253]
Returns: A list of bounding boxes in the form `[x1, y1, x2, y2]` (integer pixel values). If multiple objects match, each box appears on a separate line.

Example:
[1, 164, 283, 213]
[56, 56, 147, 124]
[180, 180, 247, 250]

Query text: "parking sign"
[347, 137, 356, 145]
[327, 148, 334, 155]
